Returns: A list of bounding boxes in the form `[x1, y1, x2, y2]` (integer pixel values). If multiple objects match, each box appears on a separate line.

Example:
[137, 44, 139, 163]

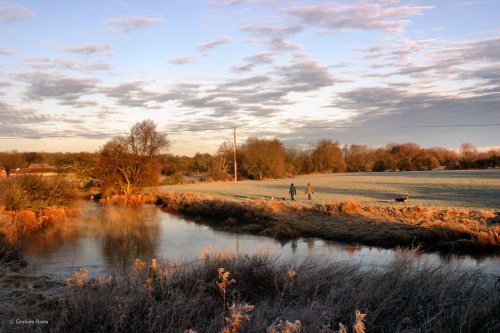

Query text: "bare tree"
[124, 120, 170, 157]
[96, 120, 169, 195]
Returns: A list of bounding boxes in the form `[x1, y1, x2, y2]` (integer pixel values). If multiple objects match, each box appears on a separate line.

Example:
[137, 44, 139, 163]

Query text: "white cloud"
[287, 1, 432, 34]
[197, 37, 231, 52]
[63, 44, 113, 56]
[168, 56, 198, 65]
[0, 1, 33, 22]
[105, 16, 164, 33]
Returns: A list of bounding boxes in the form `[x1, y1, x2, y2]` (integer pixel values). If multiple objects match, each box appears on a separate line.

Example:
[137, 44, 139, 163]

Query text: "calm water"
[24, 201, 500, 278]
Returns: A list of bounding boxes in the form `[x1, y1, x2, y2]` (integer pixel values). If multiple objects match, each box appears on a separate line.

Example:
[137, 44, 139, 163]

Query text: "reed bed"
[0, 250, 498, 332]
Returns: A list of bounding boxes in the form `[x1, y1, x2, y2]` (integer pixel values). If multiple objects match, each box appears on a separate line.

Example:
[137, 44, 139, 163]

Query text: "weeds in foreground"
[222, 303, 255, 333]
[217, 267, 236, 312]
[65, 268, 88, 287]
[1, 250, 497, 332]
[267, 319, 302, 333]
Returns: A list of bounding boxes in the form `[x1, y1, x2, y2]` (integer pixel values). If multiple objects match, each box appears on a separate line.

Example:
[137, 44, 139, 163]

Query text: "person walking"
[305, 182, 314, 200]
[289, 183, 297, 201]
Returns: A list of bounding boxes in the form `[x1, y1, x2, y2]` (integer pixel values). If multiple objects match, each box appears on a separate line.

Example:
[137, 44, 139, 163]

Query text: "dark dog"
[395, 196, 409, 203]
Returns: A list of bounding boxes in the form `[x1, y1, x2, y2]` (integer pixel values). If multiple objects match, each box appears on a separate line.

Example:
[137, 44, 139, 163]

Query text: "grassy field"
[161, 170, 500, 211]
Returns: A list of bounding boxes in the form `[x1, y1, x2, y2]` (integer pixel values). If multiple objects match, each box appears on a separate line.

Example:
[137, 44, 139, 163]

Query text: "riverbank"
[154, 191, 499, 255]
[1, 250, 498, 332]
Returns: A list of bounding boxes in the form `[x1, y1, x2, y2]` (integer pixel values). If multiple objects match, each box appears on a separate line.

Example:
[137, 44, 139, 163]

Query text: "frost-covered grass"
[161, 170, 500, 211]
[1, 250, 499, 333]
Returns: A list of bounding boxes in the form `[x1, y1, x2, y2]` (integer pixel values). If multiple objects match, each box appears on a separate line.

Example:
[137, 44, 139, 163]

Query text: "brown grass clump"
[0, 206, 78, 244]
[265, 201, 285, 213]
[65, 268, 89, 287]
[99, 193, 158, 206]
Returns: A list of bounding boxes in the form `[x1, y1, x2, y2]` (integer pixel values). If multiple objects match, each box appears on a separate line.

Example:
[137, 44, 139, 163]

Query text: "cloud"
[332, 86, 500, 127]
[287, 1, 433, 34]
[359, 38, 429, 62]
[197, 37, 231, 52]
[0, 101, 47, 124]
[275, 58, 338, 92]
[0, 47, 13, 55]
[0, 1, 34, 22]
[211, 0, 275, 4]
[270, 38, 302, 52]
[219, 75, 271, 88]
[105, 16, 164, 33]
[231, 64, 254, 73]
[63, 44, 113, 56]
[240, 24, 303, 52]
[168, 56, 197, 65]
[240, 24, 303, 37]
[103, 81, 158, 108]
[17, 72, 100, 104]
[244, 52, 274, 65]
[0, 101, 51, 138]
[23, 57, 113, 72]
[232, 52, 274, 72]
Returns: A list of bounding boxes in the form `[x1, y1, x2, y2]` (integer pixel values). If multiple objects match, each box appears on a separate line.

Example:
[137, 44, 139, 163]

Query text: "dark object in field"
[395, 196, 409, 203]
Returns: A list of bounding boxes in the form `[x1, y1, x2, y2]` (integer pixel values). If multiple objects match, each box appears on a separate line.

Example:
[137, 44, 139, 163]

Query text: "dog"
[395, 196, 409, 203]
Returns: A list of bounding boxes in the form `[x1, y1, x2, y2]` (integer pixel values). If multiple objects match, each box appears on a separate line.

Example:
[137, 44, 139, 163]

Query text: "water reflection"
[97, 205, 160, 271]
[24, 201, 500, 277]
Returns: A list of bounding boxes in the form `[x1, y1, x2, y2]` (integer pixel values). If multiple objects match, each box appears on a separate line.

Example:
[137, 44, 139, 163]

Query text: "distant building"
[14, 163, 58, 176]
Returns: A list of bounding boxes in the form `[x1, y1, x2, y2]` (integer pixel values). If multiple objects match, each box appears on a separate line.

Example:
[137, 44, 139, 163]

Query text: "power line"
[0, 123, 499, 139]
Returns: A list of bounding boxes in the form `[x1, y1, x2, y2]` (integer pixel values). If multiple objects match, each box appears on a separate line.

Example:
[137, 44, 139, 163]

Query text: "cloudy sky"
[0, 0, 499, 155]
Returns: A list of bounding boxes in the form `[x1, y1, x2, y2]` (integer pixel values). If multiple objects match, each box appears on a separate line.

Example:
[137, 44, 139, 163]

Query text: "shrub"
[0, 175, 77, 211]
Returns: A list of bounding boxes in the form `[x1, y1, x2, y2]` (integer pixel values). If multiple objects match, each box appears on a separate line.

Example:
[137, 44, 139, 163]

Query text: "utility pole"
[233, 128, 237, 182]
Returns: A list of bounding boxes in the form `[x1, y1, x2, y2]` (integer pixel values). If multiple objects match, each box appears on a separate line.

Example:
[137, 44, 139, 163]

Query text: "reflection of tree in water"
[98, 205, 160, 272]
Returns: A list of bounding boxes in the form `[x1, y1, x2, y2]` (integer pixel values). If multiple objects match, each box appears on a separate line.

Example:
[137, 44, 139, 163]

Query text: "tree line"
[1, 121, 498, 194]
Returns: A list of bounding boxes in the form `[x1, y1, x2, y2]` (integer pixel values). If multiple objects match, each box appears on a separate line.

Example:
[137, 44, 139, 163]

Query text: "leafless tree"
[96, 120, 169, 195]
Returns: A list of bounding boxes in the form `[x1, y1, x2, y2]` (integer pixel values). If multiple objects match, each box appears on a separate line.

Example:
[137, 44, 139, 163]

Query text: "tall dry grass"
[98, 193, 158, 206]
[0, 175, 78, 211]
[1, 250, 497, 332]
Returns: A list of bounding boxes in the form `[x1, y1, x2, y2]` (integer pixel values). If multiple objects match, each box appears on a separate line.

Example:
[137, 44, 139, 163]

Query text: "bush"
[0, 175, 78, 211]
[163, 171, 188, 185]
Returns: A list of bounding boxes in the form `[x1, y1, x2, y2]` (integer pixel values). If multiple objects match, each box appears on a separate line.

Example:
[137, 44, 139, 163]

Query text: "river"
[23, 201, 499, 278]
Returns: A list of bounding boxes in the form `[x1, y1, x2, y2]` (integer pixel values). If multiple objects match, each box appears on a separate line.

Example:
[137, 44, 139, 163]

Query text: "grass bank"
[1, 250, 498, 332]
[154, 192, 499, 255]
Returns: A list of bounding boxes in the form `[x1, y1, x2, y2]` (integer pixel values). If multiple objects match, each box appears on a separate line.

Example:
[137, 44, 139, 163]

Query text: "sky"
[0, 0, 499, 155]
